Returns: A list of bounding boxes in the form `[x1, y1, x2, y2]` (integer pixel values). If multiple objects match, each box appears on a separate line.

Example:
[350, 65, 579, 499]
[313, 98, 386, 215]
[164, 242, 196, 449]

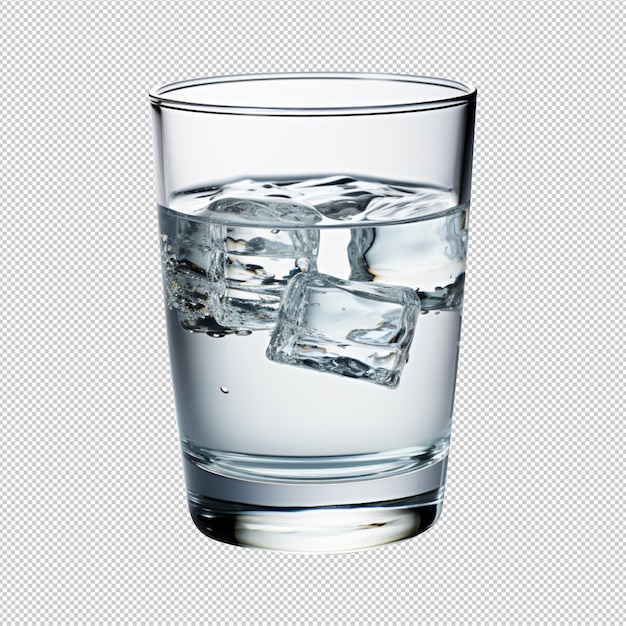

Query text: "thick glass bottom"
[182, 453, 448, 552]
[187, 489, 444, 552]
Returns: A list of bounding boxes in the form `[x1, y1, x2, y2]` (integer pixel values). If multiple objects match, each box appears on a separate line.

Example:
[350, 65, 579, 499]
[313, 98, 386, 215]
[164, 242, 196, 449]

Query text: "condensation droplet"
[220, 386, 229, 394]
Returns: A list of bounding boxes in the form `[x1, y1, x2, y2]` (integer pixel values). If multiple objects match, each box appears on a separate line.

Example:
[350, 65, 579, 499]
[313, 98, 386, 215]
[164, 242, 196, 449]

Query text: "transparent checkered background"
[2, 0, 624, 623]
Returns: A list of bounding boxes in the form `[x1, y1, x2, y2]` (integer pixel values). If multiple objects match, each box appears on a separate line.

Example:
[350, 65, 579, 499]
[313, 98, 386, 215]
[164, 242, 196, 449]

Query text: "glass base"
[188, 487, 444, 553]
[182, 451, 448, 552]
[187, 490, 443, 552]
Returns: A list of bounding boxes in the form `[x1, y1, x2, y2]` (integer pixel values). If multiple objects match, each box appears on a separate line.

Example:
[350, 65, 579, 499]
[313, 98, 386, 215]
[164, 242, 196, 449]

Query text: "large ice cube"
[266, 272, 420, 388]
[348, 206, 468, 309]
[212, 226, 319, 330]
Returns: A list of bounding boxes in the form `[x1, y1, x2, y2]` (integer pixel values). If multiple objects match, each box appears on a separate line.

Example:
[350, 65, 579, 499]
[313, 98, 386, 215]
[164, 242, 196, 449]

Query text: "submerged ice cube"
[347, 206, 468, 309]
[212, 226, 319, 330]
[161, 213, 320, 333]
[160, 218, 228, 334]
[266, 272, 420, 388]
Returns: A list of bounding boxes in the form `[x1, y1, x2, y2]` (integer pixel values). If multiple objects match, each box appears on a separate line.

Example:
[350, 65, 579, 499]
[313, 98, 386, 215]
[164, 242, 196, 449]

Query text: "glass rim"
[148, 72, 476, 116]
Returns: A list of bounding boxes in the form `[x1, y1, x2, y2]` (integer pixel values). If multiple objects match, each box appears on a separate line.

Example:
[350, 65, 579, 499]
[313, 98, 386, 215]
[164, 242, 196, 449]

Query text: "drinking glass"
[149, 73, 476, 552]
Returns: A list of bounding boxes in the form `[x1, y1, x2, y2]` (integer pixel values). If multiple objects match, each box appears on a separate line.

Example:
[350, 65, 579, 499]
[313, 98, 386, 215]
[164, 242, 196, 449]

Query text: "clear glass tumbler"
[149, 73, 476, 552]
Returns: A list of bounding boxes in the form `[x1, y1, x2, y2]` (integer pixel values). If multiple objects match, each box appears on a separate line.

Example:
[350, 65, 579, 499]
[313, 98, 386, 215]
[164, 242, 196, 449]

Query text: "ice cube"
[284, 176, 458, 222]
[266, 272, 420, 388]
[348, 207, 468, 309]
[360, 188, 459, 223]
[161, 218, 229, 334]
[213, 226, 319, 330]
[204, 179, 322, 226]
[286, 176, 388, 220]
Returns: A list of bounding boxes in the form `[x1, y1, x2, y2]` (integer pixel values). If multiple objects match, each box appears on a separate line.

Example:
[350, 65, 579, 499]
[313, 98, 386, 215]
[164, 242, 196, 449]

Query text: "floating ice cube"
[360, 188, 458, 223]
[213, 226, 319, 330]
[348, 206, 468, 309]
[203, 179, 322, 226]
[286, 176, 393, 220]
[266, 272, 420, 388]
